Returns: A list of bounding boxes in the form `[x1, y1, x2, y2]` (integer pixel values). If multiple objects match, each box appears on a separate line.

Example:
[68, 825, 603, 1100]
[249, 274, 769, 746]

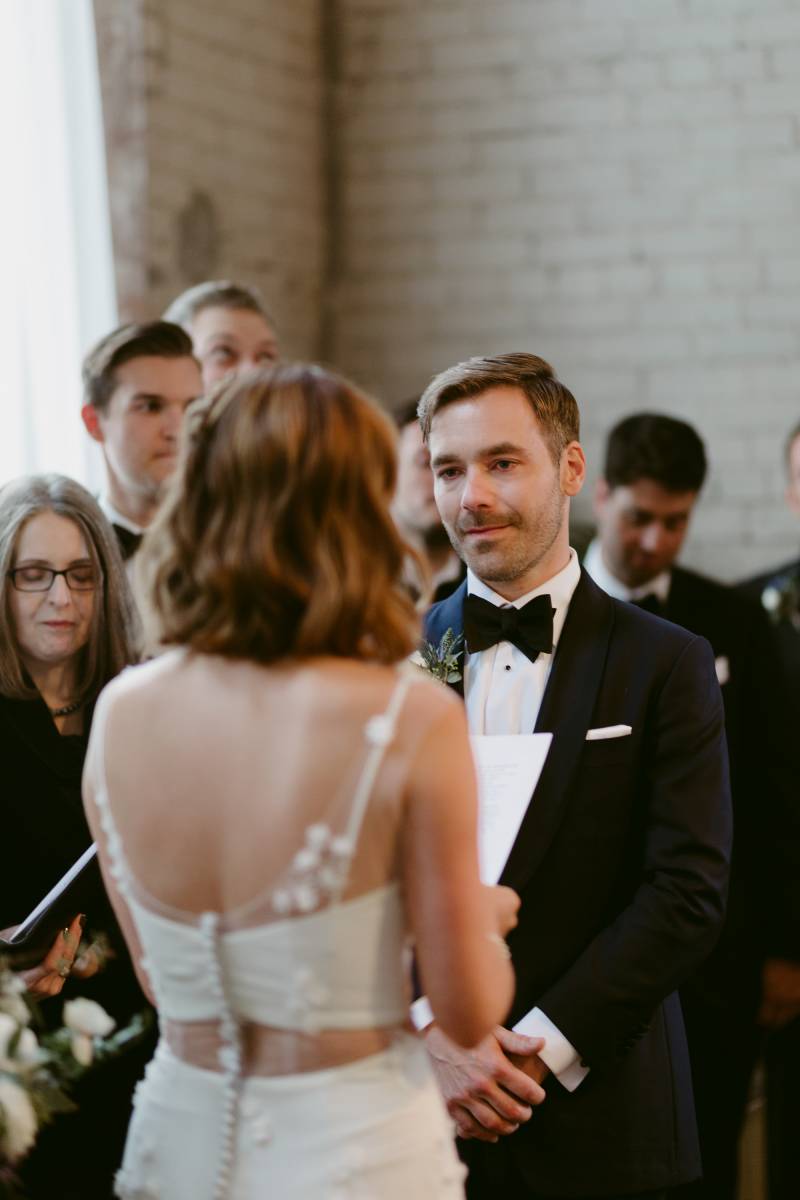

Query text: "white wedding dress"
[87, 654, 466, 1200]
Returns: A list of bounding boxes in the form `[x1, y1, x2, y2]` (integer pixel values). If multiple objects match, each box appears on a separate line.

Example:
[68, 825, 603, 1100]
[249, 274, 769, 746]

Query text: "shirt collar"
[466, 548, 582, 653]
[98, 496, 146, 537]
[583, 539, 671, 604]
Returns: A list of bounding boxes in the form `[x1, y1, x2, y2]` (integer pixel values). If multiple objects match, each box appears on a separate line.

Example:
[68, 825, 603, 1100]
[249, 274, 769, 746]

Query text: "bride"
[82, 363, 519, 1198]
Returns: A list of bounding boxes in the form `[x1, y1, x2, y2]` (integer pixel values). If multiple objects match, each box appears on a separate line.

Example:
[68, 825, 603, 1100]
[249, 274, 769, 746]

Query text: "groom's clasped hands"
[425, 883, 547, 1144]
[425, 1023, 547, 1143]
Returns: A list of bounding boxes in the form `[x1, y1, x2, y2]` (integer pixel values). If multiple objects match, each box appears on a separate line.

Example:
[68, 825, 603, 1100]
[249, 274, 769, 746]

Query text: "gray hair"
[0, 474, 139, 701]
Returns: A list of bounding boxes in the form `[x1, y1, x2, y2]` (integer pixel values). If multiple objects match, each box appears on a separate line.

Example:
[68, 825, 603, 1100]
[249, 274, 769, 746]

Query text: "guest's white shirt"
[583, 540, 670, 605]
[98, 496, 146, 537]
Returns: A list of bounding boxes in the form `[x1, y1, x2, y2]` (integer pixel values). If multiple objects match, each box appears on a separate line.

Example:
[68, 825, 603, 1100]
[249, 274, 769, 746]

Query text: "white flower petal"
[0, 1076, 38, 1161]
[63, 997, 116, 1038]
[71, 1031, 94, 1067]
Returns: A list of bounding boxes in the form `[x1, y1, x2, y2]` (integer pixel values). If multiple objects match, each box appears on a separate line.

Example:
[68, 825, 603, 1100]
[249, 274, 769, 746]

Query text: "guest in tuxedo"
[164, 279, 279, 388]
[741, 418, 800, 1200]
[417, 354, 732, 1200]
[81, 321, 202, 566]
[585, 412, 800, 1200]
[0, 473, 153, 1198]
[393, 397, 465, 604]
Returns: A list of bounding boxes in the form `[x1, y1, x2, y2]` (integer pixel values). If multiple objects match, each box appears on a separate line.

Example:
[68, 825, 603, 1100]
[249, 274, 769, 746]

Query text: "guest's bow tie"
[463, 593, 555, 662]
[113, 524, 143, 562]
[632, 592, 663, 617]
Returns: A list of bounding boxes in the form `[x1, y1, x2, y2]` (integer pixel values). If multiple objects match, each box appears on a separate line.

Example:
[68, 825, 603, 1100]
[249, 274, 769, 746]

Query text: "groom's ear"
[561, 442, 586, 497]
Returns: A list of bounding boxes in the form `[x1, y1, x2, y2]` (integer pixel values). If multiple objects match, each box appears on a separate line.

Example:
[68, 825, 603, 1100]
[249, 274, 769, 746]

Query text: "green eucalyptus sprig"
[414, 628, 465, 684]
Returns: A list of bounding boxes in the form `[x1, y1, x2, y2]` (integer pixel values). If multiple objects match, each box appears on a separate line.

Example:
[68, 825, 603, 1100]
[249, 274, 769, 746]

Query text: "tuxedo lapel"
[423, 580, 467, 699]
[500, 572, 616, 894]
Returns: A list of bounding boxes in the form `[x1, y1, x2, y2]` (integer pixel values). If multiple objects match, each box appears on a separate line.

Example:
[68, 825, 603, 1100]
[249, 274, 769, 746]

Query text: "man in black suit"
[586, 413, 800, 1200]
[417, 355, 732, 1200]
[741, 419, 800, 1200]
[81, 321, 203, 565]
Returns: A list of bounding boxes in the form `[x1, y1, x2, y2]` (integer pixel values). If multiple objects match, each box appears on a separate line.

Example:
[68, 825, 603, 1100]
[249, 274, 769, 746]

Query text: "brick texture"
[94, 0, 324, 358]
[94, 0, 800, 578]
[330, 0, 800, 580]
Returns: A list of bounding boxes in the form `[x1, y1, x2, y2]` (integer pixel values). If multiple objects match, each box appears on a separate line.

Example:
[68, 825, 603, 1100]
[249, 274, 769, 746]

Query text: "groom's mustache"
[454, 511, 522, 537]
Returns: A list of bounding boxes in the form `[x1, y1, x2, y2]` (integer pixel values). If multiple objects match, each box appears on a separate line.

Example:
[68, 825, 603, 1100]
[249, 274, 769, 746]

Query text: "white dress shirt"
[583, 540, 670, 606]
[464, 551, 581, 735]
[98, 495, 146, 538]
[413, 550, 590, 1091]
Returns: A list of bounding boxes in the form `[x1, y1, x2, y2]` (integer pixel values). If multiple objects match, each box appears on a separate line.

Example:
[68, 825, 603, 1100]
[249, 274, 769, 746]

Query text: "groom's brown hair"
[417, 352, 580, 464]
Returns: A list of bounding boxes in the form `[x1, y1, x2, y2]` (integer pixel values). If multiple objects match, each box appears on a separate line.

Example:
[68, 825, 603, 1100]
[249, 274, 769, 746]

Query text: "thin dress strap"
[270, 667, 415, 920]
[337, 668, 414, 893]
[88, 682, 135, 904]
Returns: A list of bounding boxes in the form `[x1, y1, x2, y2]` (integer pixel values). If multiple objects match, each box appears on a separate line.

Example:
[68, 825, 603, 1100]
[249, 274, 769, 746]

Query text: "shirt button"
[505, 664, 511, 671]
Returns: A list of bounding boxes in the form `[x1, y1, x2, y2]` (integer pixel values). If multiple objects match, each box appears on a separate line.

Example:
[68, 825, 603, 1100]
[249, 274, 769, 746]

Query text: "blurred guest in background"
[164, 279, 279, 388]
[586, 413, 800, 1200]
[81, 322, 202, 566]
[392, 397, 464, 604]
[742, 418, 800, 1200]
[0, 473, 153, 1199]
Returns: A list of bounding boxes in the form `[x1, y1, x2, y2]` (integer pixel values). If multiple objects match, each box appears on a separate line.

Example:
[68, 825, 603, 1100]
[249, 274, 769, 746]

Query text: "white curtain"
[0, 0, 117, 488]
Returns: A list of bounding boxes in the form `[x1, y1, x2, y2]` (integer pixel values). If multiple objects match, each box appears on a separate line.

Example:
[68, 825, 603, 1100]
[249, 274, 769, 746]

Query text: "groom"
[418, 353, 732, 1200]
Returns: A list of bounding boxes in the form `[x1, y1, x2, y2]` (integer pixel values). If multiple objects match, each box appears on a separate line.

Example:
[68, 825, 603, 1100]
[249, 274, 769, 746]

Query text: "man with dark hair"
[81, 321, 202, 560]
[741, 419, 800, 1200]
[418, 354, 732, 1200]
[164, 280, 278, 388]
[586, 412, 800, 1200]
[392, 397, 464, 603]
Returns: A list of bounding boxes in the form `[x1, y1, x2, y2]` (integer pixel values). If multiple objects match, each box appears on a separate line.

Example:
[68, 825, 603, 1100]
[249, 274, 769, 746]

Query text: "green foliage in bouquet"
[0, 960, 153, 1197]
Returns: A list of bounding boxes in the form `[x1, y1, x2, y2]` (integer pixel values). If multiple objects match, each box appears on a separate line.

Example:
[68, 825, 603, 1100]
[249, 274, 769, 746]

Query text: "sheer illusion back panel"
[99, 653, 418, 920]
[88, 652, 439, 1075]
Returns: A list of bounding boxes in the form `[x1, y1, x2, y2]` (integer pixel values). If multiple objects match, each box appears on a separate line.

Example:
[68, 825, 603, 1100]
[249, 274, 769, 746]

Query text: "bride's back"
[100, 649, 436, 923]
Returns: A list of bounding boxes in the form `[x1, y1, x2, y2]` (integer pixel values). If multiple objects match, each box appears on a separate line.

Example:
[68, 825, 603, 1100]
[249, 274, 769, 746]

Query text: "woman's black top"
[0, 692, 156, 1199]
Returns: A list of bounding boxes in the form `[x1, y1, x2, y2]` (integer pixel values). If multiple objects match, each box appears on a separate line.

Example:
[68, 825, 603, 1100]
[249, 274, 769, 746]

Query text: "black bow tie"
[113, 524, 143, 562]
[632, 592, 663, 617]
[463, 593, 555, 663]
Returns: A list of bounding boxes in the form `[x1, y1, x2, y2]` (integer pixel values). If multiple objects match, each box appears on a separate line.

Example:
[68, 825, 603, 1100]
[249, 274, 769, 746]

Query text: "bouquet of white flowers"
[0, 960, 150, 1197]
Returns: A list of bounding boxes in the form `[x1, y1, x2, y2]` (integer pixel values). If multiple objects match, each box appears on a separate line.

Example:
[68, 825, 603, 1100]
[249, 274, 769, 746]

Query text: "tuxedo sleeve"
[533, 634, 732, 1073]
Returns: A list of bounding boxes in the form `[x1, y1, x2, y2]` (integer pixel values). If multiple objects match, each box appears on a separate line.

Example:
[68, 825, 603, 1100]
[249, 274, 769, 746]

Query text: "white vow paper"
[470, 733, 553, 884]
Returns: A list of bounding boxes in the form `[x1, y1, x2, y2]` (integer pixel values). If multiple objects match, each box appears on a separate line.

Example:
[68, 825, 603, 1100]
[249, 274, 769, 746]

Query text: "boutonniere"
[761, 571, 800, 630]
[411, 628, 465, 684]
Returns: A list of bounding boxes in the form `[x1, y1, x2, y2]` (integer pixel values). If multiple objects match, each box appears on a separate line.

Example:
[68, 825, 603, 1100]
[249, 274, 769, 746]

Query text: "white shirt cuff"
[512, 1006, 589, 1092]
[410, 995, 434, 1032]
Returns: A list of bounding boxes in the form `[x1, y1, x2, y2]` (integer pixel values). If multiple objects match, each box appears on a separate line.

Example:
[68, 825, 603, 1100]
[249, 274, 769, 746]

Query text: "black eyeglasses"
[8, 565, 99, 593]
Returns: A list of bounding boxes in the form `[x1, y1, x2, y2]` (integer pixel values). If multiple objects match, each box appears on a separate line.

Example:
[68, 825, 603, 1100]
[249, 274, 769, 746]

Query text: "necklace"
[49, 699, 84, 719]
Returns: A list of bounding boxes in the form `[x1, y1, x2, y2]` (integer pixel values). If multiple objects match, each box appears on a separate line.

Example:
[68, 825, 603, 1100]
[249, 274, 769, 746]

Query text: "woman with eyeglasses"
[0, 473, 153, 1198]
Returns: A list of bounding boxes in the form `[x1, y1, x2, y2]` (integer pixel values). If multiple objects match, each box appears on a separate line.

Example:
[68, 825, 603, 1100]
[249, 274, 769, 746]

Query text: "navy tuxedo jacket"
[424, 570, 732, 1196]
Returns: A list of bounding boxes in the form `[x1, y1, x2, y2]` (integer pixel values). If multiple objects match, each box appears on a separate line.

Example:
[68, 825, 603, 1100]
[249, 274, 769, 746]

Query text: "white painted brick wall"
[332, 0, 800, 581]
[96, 0, 324, 358]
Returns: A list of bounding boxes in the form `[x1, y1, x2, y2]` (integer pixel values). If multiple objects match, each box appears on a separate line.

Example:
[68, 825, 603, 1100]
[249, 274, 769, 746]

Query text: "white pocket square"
[585, 724, 632, 741]
[715, 656, 730, 686]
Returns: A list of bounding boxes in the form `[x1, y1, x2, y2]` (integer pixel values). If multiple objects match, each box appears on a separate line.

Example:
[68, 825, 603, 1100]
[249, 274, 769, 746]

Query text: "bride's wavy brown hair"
[142, 363, 420, 663]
